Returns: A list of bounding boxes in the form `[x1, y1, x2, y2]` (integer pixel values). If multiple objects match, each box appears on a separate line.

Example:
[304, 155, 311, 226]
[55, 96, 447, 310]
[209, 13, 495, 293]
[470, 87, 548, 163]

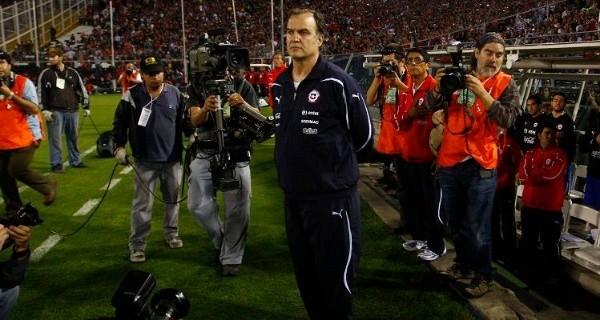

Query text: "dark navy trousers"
[284, 188, 361, 320]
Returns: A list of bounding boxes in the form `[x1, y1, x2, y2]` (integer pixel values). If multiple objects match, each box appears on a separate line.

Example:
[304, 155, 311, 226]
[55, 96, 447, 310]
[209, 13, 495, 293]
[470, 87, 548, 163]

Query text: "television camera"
[112, 270, 190, 320]
[187, 29, 275, 192]
[440, 42, 467, 98]
[188, 28, 250, 77]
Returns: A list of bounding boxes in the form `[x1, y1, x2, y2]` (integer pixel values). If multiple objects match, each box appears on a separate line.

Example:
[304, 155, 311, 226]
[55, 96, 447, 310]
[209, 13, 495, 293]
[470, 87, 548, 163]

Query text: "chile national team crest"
[308, 90, 320, 103]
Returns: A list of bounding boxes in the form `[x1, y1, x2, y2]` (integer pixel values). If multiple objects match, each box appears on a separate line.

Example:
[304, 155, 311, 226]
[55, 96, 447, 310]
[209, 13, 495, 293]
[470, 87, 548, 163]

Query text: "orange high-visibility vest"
[437, 72, 512, 169]
[0, 75, 36, 150]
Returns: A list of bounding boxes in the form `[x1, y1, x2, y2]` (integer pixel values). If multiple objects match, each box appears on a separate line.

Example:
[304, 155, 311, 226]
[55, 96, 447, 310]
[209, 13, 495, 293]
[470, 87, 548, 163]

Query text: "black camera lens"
[226, 48, 250, 70]
[126, 69, 133, 75]
[440, 66, 467, 96]
[229, 53, 244, 68]
[149, 288, 190, 320]
[378, 64, 395, 76]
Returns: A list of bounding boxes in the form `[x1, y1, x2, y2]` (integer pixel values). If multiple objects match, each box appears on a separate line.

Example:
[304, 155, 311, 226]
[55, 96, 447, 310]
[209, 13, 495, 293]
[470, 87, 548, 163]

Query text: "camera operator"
[187, 67, 259, 277]
[112, 52, 190, 263]
[0, 223, 32, 319]
[117, 62, 142, 95]
[366, 43, 410, 193]
[427, 33, 520, 297]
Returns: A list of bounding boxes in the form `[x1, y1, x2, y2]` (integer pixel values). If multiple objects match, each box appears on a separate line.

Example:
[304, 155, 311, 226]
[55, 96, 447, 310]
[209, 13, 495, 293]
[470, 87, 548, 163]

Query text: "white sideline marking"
[31, 234, 62, 263]
[102, 178, 121, 191]
[73, 199, 101, 216]
[24, 145, 109, 262]
[82, 146, 96, 156]
[120, 166, 133, 175]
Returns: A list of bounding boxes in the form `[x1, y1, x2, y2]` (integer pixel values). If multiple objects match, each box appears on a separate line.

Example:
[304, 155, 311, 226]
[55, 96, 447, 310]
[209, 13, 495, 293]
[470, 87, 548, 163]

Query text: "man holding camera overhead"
[187, 66, 259, 277]
[427, 33, 520, 297]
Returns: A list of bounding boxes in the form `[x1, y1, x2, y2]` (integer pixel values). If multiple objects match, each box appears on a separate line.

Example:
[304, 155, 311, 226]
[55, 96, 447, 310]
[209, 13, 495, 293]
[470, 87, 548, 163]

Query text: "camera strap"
[457, 89, 475, 107]
[444, 89, 474, 136]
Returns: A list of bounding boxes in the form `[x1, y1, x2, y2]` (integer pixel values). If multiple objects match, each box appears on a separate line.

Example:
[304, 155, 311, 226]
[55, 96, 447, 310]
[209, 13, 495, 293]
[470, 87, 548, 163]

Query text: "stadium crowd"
[9, 0, 600, 90]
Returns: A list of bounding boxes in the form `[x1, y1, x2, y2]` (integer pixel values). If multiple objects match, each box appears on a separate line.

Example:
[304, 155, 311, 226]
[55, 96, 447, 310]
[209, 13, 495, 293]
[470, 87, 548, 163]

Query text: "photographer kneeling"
[187, 68, 259, 277]
[0, 223, 31, 319]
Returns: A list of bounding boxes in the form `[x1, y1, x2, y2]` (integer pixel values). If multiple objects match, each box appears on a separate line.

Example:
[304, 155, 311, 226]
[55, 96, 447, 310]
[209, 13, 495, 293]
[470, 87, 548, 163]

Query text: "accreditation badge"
[457, 89, 475, 107]
[223, 102, 231, 119]
[56, 78, 66, 89]
[138, 106, 152, 127]
[385, 87, 397, 104]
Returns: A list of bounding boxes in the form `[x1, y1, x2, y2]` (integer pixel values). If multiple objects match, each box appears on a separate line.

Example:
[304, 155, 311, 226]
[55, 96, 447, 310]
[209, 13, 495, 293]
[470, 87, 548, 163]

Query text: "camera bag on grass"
[97, 131, 116, 158]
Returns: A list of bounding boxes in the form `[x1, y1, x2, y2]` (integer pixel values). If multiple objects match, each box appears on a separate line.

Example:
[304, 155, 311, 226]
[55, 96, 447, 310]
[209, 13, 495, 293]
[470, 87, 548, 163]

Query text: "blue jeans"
[0, 286, 19, 319]
[46, 110, 82, 167]
[438, 159, 496, 280]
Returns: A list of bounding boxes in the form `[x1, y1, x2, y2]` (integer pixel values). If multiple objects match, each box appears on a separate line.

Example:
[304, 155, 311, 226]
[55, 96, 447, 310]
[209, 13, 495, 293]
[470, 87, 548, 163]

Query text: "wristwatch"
[7, 92, 14, 100]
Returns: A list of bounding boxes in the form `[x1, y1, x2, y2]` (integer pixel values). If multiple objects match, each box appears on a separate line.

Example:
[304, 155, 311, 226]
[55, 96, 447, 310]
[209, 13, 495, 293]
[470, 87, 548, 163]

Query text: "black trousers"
[284, 189, 361, 320]
[491, 186, 518, 265]
[520, 206, 563, 275]
[400, 161, 446, 254]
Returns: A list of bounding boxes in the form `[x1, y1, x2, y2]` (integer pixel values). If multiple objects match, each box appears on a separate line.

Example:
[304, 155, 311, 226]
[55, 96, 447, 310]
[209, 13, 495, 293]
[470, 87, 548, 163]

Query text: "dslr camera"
[126, 68, 134, 75]
[378, 61, 397, 77]
[0, 203, 43, 227]
[440, 42, 467, 97]
[0, 203, 43, 251]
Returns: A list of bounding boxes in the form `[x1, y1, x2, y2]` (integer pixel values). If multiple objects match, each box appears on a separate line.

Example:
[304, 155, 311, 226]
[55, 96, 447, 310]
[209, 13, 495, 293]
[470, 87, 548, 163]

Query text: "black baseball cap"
[140, 53, 164, 74]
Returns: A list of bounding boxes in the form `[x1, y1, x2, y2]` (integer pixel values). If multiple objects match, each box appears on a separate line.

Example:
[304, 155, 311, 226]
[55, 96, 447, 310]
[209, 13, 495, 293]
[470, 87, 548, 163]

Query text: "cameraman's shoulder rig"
[193, 123, 253, 163]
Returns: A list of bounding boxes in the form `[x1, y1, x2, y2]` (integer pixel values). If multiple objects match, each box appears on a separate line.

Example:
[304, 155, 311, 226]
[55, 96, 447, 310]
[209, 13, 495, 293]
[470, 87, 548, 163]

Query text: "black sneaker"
[51, 164, 64, 173]
[464, 275, 495, 297]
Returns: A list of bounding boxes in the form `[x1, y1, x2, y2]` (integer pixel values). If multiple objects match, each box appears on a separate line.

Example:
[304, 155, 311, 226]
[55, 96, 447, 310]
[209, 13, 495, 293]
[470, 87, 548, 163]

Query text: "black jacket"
[38, 65, 89, 111]
[272, 56, 373, 200]
[112, 83, 189, 162]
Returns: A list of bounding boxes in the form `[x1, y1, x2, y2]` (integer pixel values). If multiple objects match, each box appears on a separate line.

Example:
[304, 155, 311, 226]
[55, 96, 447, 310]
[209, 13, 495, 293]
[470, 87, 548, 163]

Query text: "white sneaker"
[130, 250, 145, 263]
[402, 240, 427, 252]
[165, 236, 183, 248]
[418, 248, 446, 261]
